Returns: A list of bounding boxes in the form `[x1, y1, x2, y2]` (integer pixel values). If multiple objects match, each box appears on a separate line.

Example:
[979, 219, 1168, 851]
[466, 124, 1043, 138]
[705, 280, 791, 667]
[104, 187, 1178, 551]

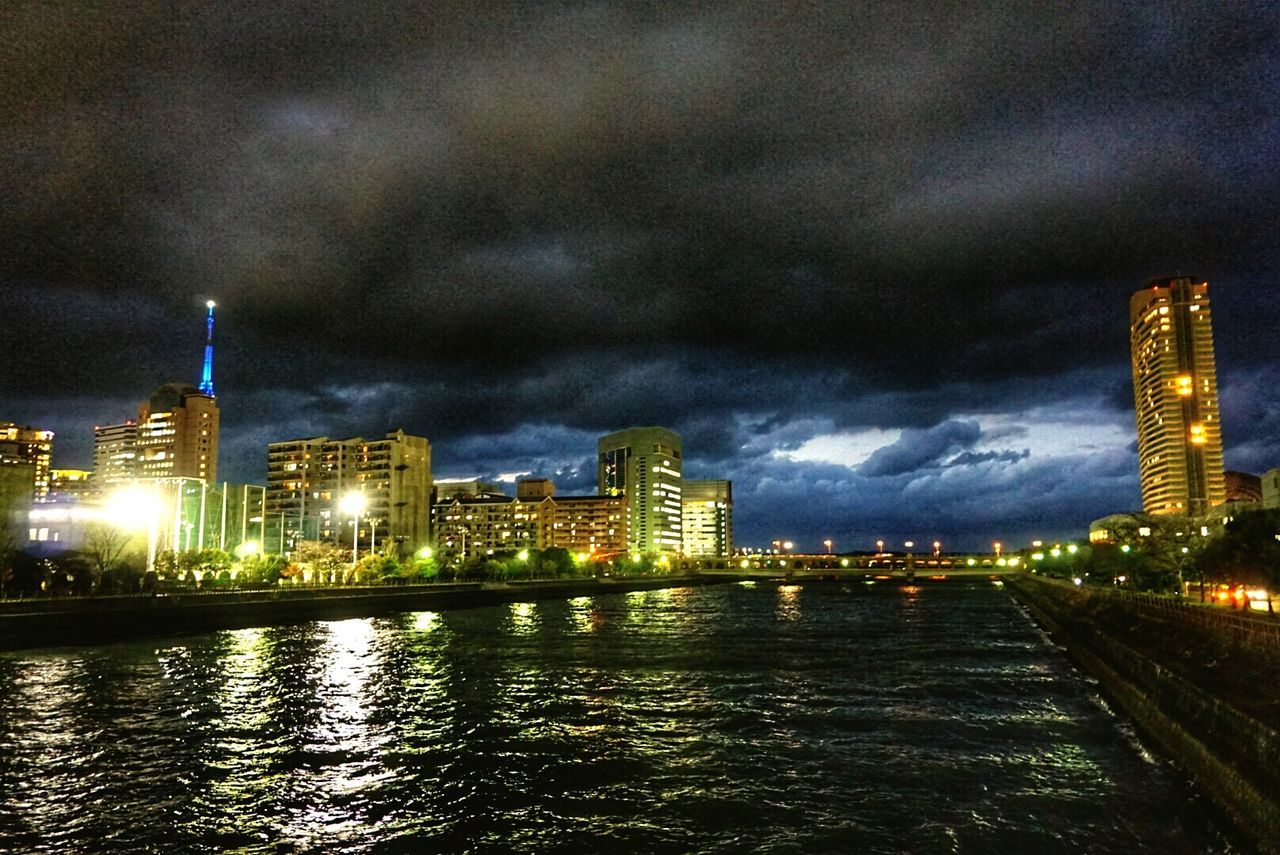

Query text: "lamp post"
[369, 517, 379, 557]
[933, 540, 941, 557]
[338, 492, 366, 576]
[823, 539, 833, 554]
[876, 539, 884, 555]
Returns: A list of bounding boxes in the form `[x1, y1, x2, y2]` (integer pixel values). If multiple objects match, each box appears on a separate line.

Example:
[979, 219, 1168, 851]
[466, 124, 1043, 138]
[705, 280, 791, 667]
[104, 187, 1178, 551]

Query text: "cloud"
[1, 3, 1276, 548]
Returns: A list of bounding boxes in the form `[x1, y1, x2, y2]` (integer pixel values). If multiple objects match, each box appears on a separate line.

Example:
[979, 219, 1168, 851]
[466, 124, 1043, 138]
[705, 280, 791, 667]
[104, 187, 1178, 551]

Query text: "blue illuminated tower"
[198, 300, 216, 397]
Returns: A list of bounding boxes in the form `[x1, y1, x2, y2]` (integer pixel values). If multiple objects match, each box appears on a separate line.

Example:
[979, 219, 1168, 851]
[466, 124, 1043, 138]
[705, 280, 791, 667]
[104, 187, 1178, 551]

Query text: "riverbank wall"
[0, 575, 726, 652]
[1007, 574, 1280, 849]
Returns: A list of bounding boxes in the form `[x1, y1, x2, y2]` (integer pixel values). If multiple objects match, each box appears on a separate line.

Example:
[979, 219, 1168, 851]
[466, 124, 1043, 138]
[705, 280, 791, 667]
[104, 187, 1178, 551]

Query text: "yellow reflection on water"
[568, 596, 597, 632]
[509, 600, 538, 635]
[412, 610, 441, 632]
[776, 585, 802, 621]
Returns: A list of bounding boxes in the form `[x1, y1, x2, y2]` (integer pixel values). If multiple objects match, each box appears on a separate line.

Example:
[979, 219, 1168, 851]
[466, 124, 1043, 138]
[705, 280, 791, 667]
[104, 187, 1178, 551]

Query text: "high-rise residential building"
[136, 383, 220, 483]
[550, 495, 628, 556]
[0, 423, 54, 502]
[598, 426, 682, 553]
[1129, 278, 1225, 517]
[432, 494, 554, 562]
[682, 480, 733, 556]
[93, 420, 139, 488]
[265, 429, 431, 557]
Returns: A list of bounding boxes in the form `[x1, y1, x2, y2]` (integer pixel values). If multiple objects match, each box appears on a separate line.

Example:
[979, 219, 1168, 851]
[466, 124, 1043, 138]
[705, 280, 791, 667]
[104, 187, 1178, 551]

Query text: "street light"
[933, 540, 941, 557]
[106, 485, 163, 576]
[993, 541, 1002, 557]
[876, 539, 884, 555]
[338, 492, 366, 572]
[823, 539, 833, 554]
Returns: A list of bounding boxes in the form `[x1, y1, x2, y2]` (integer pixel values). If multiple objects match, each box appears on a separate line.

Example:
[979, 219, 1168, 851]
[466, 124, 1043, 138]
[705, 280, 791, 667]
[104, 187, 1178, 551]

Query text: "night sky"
[4, 3, 1278, 551]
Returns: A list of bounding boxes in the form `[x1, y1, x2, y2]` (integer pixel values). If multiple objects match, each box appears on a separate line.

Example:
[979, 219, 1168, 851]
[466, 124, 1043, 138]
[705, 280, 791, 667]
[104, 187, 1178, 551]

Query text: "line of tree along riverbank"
[0, 575, 729, 652]
[1007, 575, 1280, 849]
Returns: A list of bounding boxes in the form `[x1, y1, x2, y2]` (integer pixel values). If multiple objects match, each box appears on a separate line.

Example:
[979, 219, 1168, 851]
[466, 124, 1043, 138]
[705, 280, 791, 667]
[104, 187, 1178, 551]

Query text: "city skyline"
[4, 4, 1279, 550]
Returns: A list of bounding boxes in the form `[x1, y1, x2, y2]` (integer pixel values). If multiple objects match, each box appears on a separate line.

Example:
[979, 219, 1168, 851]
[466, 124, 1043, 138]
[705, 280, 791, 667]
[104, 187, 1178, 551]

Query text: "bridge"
[667, 552, 1024, 580]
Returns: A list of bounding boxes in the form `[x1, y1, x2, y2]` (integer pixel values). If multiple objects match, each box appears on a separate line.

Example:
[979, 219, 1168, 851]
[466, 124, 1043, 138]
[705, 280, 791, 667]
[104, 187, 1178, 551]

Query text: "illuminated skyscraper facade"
[598, 426, 682, 553]
[1129, 277, 1225, 516]
[682, 479, 733, 556]
[0, 422, 54, 502]
[136, 384, 220, 483]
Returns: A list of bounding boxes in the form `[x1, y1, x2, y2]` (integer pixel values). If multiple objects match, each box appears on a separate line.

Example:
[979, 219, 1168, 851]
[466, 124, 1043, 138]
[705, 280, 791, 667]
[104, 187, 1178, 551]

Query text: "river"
[0, 581, 1236, 852]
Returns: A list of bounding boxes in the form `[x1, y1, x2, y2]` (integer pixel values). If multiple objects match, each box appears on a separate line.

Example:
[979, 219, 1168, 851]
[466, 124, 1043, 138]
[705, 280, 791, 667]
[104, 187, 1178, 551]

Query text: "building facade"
[48, 469, 95, 503]
[93, 420, 139, 489]
[265, 429, 431, 557]
[598, 426, 683, 553]
[0, 422, 54, 502]
[433, 494, 554, 562]
[1223, 470, 1263, 504]
[682, 480, 733, 556]
[136, 384, 220, 483]
[550, 495, 628, 556]
[1262, 468, 1280, 510]
[1129, 278, 1225, 516]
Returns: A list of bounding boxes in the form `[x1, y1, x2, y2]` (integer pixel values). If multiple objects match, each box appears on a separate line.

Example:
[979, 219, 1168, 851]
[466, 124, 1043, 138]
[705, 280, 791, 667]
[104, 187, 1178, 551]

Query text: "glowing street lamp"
[933, 540, 941, 557]
[993, 541, 1002, 557]
[338, 492, 366, 570]
[106, 485, 163, 575]
[823, 539, 833, 554]
[876, 539, 884, 555]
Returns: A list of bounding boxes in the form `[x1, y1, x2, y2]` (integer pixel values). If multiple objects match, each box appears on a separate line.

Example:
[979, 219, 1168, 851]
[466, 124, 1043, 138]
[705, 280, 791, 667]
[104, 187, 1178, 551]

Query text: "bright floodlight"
[206, 300, 216, 309]
[517, 550, 529, 561]
[338, 492, 366, 516]
[235, 540, 261, 559]
[105, 486, 162, 529]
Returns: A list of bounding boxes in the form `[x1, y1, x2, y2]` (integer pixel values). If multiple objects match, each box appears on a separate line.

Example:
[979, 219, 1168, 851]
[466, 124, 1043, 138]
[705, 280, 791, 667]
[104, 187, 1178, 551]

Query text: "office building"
[136, 383, 220, 483]
[1129, 278, 1225, 516]
[0, 423, 54, 502]
[598, 426, 682, 553]
[265, 429, 431, 557]
[516, 478, 555, 500]
[682, 480, 733, 556]
[94, 420, 139, 488]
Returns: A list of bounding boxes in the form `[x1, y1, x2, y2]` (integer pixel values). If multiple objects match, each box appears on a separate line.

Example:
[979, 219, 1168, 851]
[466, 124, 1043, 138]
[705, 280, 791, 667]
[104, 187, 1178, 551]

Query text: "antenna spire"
[199, 300, 216, 396]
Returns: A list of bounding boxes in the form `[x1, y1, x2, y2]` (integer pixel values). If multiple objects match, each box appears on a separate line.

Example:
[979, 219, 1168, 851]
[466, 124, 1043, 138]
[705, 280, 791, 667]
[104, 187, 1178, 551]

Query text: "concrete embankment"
[0, 576, 726, 652]
[1007, 575, 1280, 850]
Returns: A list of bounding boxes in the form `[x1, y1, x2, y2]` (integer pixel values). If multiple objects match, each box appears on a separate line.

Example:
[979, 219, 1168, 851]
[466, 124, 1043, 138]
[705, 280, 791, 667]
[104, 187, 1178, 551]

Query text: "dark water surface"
[0, 582, 1235, 853]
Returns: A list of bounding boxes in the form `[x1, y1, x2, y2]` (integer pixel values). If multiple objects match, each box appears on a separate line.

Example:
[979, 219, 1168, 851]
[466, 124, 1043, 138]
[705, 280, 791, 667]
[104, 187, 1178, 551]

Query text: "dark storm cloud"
[3, 2, 1278, 546]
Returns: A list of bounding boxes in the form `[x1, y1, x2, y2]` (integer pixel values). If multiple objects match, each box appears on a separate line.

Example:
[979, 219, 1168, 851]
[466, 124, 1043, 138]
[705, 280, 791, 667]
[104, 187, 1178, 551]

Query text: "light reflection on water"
[0, 584, 1237, 852]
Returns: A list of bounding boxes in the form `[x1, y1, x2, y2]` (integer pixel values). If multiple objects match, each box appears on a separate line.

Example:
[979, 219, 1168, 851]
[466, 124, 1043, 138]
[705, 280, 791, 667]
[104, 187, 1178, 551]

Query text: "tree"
[294, 541, 348, 584]
[81, 522, 133, 592]
[240, 553, 287, 584]
[1195, 510, 1280, 612]
[0, 527, 17, 597]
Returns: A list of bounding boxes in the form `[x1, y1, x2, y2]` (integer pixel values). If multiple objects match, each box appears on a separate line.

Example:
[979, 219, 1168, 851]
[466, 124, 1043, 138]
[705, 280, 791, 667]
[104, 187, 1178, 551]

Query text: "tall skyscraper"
[136, 383, 220, 483]
[682, 479, 733, 556]
[0, 423, 54, 502]
[598, 426, 682, 553]
[1129, 277, 1225, 516]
